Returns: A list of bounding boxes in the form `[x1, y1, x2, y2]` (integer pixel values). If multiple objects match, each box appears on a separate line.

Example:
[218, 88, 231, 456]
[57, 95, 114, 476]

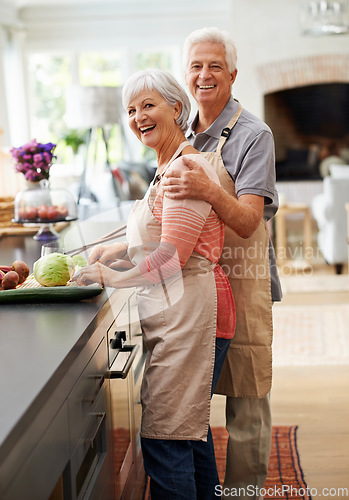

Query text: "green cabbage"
[72, 254, 87, 272]
[33, 253, 75, 286]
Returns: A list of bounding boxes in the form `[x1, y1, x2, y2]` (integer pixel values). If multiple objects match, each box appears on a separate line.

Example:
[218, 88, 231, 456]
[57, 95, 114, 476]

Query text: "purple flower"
[43, 152, 51, 163]
[25, 171, 38, 181]
[33, 153, 43, 163]
[10, 139, 56, 182]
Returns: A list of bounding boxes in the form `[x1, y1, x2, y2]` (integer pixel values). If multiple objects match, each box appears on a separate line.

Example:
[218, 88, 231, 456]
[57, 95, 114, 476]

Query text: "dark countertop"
[0, 233, 111, 451]
[0, 291, 112, 449]
[0, 210, 130, 456]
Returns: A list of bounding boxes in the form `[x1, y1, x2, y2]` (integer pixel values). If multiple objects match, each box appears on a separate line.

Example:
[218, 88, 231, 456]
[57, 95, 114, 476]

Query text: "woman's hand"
[109, 259, 135, 271]
[72, 262, 116, 287]
[162, 157, 214, 202]
[88, 242, 128, 266]
[72, 259, 148, 289]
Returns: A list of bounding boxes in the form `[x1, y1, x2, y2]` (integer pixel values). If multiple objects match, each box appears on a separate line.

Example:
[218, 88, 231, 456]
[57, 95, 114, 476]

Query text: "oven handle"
[106, 344, 139, 379]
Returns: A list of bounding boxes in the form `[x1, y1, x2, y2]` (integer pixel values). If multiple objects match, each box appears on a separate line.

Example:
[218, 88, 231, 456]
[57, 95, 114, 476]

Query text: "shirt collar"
[186, 96, 239, 140]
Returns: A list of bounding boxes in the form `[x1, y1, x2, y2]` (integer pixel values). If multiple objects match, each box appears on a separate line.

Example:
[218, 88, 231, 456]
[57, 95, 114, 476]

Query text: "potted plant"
[62, 129, 86, 155]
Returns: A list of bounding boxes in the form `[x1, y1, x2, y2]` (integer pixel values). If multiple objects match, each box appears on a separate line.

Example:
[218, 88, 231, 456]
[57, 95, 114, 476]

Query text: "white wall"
[1, 0, 349, 145]
[18, 0, 349, 116]
[0, 28, 10, 145]
[18, 0, 232, 50]
[0, 0, 232, 145]
[228, 0, 349, 117]
[0, 1, 18, 26]
[0, 1, 21, 146]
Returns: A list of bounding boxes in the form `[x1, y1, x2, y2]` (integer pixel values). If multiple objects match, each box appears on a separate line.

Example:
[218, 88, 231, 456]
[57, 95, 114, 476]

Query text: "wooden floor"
[211, 261, 349, 495]
[271, 364, 349, 495]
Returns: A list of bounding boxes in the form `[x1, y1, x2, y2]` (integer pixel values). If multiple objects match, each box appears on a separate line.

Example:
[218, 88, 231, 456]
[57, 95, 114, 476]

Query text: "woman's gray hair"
[122, 69, 191, 133]
[183, 27, 237, 73]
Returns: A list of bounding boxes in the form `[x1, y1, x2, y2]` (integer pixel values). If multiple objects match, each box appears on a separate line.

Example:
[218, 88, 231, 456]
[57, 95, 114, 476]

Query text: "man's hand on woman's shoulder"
[162, 156, 216, 202]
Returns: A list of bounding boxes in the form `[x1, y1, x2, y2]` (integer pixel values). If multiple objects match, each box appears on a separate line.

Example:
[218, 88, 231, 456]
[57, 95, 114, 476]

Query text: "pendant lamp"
[300, 0, 349, 35]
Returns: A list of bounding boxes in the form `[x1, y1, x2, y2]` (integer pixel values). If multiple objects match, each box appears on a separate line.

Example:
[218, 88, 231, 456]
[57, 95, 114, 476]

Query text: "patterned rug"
[272, 303, 349, 366]
[143, 425, 311, 499]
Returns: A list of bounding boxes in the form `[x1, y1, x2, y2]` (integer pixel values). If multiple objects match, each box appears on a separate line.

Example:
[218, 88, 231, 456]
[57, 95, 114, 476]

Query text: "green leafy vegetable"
[72, 254, 87, 272]
[33, 253, 75, 286]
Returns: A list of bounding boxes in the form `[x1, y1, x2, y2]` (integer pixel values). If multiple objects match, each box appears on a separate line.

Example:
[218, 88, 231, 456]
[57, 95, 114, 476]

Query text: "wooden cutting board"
[0, 221, 70, 238]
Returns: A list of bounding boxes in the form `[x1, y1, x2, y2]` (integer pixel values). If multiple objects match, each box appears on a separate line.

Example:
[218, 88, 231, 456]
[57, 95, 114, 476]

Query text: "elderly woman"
[74, 69, 235, 500]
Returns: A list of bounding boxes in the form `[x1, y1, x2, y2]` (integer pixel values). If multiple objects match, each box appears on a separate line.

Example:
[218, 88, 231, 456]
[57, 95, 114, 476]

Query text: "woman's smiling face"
[127, 89, 181, 153]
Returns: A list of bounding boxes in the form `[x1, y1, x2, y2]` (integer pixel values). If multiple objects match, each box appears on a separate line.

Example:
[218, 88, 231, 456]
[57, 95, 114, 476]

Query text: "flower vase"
[23, 179, 52, 209]
[25, 180, 41, 190]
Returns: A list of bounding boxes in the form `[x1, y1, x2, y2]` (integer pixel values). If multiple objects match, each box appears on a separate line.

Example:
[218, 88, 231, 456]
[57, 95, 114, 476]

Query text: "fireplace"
[264, 83, 349, 181]
[257, 55, 349, 182]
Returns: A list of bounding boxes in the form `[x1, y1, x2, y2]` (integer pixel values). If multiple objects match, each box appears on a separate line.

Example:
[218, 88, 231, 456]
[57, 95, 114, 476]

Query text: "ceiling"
[6, 0, 127, 4]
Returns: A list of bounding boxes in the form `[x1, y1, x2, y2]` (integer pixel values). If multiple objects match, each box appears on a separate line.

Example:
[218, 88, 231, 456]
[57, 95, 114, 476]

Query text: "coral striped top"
[139, 154, 236, 339]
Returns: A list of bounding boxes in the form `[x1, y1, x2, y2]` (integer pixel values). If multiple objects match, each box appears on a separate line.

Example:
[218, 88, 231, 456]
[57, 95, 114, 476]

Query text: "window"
[79, 52, 123, 87]
[28, 54, 72, 145]
[28, 47, 179, 166]
[134, 50, 173, 72]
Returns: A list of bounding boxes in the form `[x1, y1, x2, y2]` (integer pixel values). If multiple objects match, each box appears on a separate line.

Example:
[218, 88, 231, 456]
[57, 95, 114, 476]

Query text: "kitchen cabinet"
[3, 401, 70, 500]
[108, 291, 145, 500]
[0, 226, 145, 500]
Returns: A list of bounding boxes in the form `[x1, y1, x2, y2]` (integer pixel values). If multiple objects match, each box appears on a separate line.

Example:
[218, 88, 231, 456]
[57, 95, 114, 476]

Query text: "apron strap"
[216, 102, 243, 156]
[167, 141, 190, 165]
[153, 141, 190, 184]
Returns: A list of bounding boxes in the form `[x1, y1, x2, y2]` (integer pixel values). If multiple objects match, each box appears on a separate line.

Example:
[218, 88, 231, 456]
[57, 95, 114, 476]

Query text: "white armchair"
[311, 169, 349, 273]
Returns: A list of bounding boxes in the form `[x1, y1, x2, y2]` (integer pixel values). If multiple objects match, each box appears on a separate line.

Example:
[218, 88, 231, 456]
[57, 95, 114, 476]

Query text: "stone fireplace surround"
[256, 54, 349, 182]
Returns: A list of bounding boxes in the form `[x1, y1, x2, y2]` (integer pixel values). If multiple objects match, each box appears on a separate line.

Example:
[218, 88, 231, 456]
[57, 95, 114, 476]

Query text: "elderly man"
[162, 27, 282, 499]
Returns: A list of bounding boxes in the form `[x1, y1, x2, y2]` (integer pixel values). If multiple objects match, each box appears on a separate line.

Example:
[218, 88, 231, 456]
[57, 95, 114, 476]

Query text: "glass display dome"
[14, 181, 78, 241]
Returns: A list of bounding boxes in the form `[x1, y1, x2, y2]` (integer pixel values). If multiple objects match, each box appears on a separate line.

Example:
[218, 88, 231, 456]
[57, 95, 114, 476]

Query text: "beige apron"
[126, 143, 217, 441]
[200, 105, 273, 398]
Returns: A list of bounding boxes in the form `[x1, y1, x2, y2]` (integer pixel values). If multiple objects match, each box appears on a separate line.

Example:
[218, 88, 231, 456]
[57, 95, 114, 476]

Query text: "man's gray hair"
[183, 27, 238, 73]
[122, 69, 191, 133]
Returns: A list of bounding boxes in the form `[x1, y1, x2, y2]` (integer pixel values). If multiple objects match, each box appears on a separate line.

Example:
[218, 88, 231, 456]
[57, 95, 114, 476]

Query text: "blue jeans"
[141, 337, 231, 500]
[211, 337, 231, 396]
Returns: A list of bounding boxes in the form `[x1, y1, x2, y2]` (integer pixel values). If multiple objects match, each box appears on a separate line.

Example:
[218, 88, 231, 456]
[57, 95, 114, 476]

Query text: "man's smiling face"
[185, 41, 237, 111]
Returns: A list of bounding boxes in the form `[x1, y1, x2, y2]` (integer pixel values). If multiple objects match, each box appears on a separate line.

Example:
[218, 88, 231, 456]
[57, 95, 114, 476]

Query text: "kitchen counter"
[0, 227, 111, 453]
[0, 208, 135, 498]
[0, 282, 112, 456]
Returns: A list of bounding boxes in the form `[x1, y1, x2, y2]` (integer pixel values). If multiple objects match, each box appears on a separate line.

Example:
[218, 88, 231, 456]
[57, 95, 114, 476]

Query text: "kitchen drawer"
[68, 337, 108, 452]
[69, 383, 113, 500]
[3, 402, 69, 500]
